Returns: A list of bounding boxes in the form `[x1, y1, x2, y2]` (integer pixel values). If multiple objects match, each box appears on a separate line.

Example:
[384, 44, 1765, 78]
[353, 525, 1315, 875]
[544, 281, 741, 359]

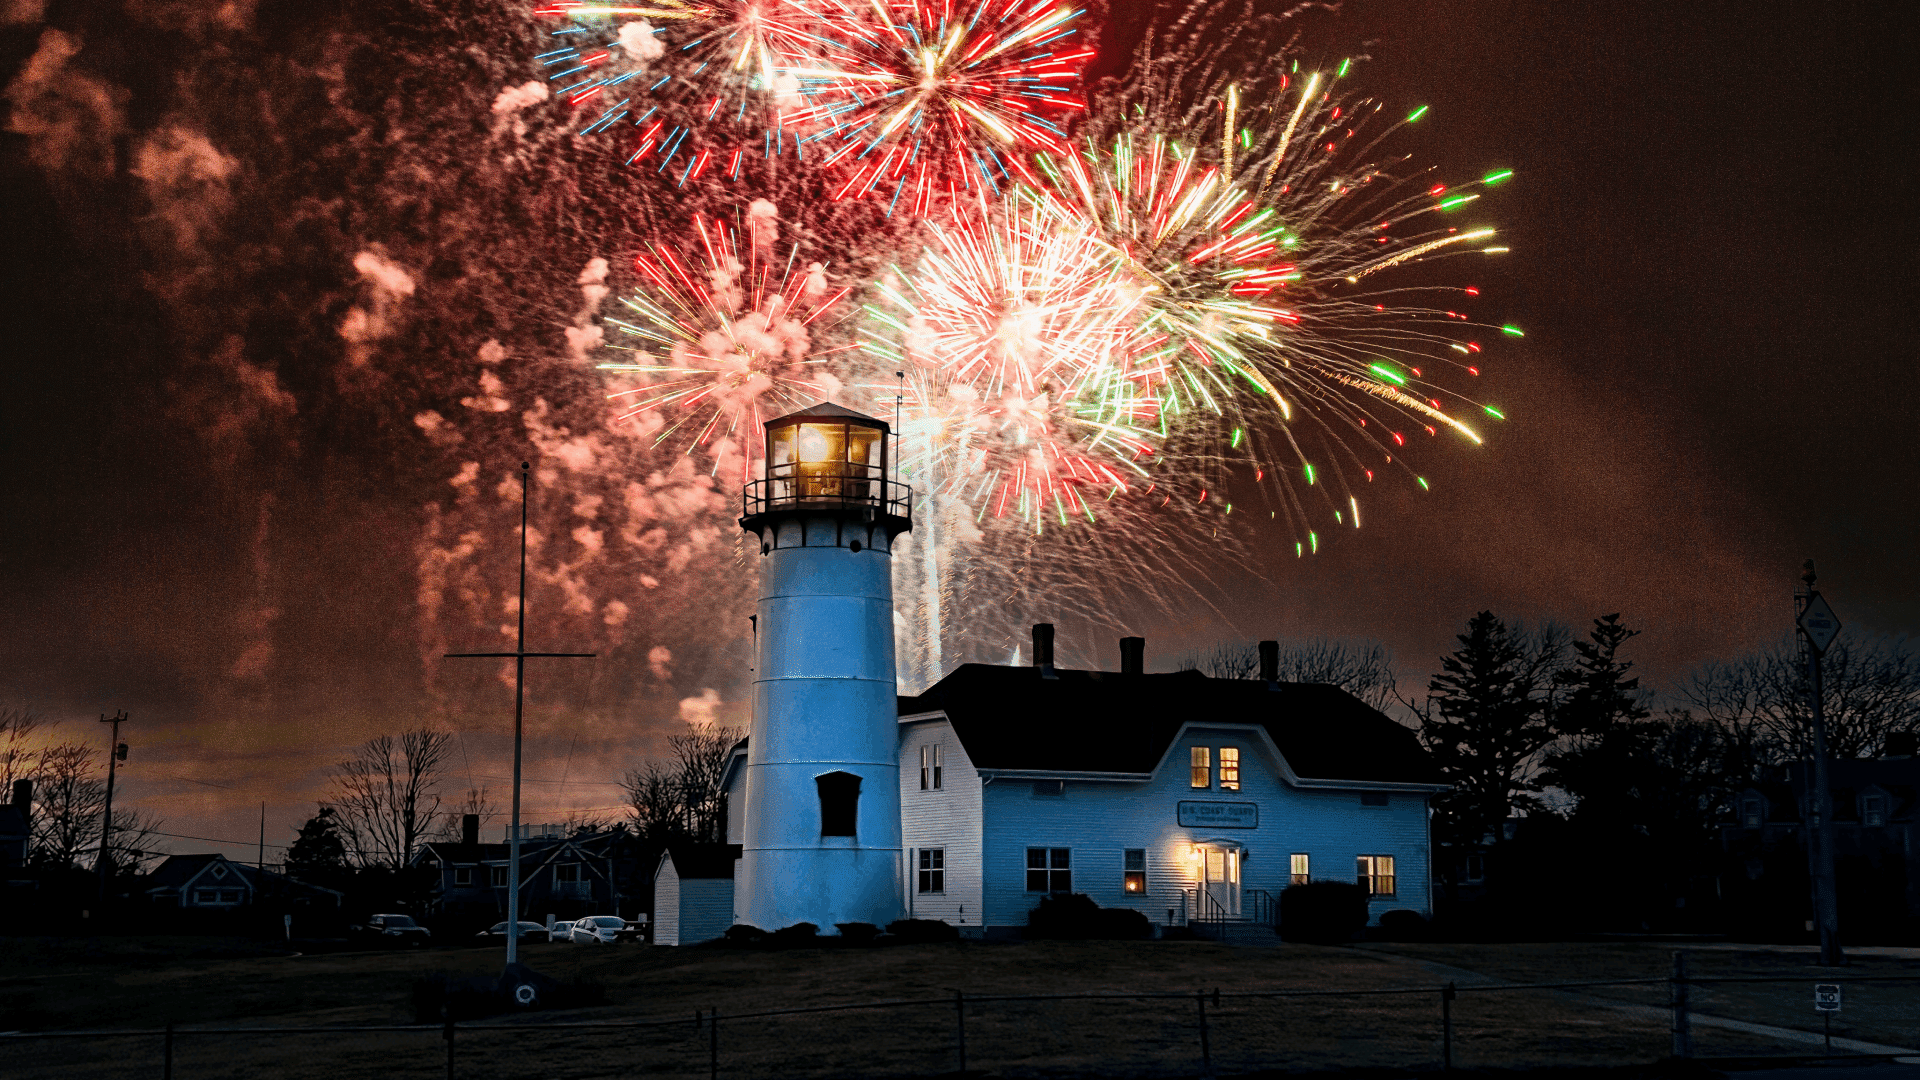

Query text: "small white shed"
[652, 843, 739, 946]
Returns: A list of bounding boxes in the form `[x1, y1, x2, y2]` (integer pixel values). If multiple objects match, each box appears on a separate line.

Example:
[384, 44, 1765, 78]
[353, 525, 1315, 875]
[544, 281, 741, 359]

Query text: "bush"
[1375, 908, 1429, 941]
[722, 924, 767, 946]
[1025, 894, 1154, 940]
[1279, 881, 1368, 944]
[887, 918, 961, 943]
[833, 922, 881, 944]
[769, 922, 819, 947]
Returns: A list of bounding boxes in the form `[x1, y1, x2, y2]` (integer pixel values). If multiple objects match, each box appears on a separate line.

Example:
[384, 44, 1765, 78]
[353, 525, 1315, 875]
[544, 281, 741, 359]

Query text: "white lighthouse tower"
[735, 403, 911, 932]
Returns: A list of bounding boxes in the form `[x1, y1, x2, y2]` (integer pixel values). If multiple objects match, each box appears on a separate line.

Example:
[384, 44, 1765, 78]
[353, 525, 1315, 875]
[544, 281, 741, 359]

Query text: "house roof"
[661, 842, 741, 879]
[415, 842, 512, 863]
[899, 664, 1443, 786]
[144, 854, 343, 900]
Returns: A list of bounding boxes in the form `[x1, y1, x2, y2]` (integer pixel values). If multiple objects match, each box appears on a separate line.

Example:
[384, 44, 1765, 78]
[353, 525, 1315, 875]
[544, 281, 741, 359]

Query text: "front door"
[1201, 846, 1241, 917]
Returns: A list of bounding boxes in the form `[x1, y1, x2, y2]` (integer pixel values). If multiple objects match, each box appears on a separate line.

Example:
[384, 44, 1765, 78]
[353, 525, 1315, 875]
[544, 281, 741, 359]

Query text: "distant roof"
[144, 853, 343, 899]
[899, 664, 1443, 786]
[766, 401, 888, 430]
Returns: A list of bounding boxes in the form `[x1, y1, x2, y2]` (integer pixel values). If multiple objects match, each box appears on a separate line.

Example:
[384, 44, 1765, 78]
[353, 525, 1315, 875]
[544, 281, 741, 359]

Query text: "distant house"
[653, 843, 739, 945]
[144, 853, 343, 910]
[412, 814, 637, 924]
[1721, 732, 1920, 938]
[1, 780, 29, 870]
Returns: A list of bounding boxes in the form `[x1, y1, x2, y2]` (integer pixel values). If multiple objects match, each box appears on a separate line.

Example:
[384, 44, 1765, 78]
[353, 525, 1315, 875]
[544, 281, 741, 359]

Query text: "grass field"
[3, 936, 1916, 1079]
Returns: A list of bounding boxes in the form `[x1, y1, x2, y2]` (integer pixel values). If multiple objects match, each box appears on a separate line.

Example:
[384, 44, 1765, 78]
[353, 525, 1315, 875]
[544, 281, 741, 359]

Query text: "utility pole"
[1796, 560, 1844, 966]
[258, 802, 266, 872]
[96, 710, 128, 904]
[446, 463, 594, 970]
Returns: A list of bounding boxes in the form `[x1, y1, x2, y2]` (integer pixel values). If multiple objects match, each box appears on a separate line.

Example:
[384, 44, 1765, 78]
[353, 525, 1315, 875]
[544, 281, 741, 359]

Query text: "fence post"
[1441, 982, 1455, 1071]
[954, 989, 967, 1075]
[1196, 990, 1213, 1078]
[1670, 951, 1691, 1059]
[163, 1022, 173, 1080]
[709, 1006, 719, 1080]
[443, 1014, 456, 1080]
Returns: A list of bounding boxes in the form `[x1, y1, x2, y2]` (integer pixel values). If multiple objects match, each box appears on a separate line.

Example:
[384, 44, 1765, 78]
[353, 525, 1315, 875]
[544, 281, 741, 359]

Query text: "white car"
[547, 920, 577, 942]
[570, 915, 627, 944]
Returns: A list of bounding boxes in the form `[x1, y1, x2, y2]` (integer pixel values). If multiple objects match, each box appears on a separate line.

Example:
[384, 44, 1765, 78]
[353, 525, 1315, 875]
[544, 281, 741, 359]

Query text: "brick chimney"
[1032, 623, 1056, 678]
[1120, 637, 1144, 676]
[461, 813, 479, 846]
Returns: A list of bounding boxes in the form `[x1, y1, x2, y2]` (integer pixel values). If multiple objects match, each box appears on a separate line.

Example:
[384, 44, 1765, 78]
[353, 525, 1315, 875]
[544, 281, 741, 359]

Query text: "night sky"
[1, 0, 1913, 860]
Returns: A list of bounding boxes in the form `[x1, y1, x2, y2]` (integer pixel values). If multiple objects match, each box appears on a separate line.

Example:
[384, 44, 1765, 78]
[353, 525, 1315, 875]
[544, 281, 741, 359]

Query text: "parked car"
[351, 914, 431, 947]
[569, 915, 627, 944]
[477, 921, 547, 943]
[548, 920, 577, 943]
[618, 916, 648, 943]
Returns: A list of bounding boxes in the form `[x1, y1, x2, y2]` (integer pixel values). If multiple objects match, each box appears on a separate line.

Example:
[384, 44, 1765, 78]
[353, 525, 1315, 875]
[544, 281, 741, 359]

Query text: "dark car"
[351, 913, 431, 947]
[477, 920, 547, 943]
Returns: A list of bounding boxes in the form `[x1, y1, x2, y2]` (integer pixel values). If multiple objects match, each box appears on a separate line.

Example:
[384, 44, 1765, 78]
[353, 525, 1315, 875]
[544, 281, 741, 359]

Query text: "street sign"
[1814, 984, 1841, 1012]
[1799, 592, 1841, 655]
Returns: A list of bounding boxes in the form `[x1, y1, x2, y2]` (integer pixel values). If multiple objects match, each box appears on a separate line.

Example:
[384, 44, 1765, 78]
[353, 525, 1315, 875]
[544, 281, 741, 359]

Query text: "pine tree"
[1414, 611, 1568, 847]
[285, 806, 348, 879]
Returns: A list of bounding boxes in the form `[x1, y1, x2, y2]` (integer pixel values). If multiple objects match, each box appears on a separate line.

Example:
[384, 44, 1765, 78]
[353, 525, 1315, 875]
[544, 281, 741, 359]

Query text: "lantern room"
[741, 402, 911, 538]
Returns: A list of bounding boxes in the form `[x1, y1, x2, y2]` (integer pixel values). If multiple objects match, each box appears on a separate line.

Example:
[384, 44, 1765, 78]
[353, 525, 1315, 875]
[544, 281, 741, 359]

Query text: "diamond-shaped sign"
[1799, 592, 1842, 655]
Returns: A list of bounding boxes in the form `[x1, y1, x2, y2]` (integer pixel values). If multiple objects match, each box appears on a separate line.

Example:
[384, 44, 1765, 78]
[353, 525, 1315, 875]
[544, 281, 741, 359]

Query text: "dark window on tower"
[818, 771, 861, 837]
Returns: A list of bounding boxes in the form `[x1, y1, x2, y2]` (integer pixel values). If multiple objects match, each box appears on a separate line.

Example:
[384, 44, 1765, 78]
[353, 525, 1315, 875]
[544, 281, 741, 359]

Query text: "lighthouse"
[735, 402, 912, 932]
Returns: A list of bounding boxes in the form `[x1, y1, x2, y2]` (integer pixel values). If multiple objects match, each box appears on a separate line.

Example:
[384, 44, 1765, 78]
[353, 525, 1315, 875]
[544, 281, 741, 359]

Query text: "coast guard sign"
[1178, 801, 1258, 828]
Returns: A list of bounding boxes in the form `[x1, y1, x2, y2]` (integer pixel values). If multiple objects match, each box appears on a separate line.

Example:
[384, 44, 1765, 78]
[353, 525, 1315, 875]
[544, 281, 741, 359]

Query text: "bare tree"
[622, 726, 742, 843]
[1682, 631, 1920, 765]
[326, 728, 455, 869]
[429, 785, 501, 842]
[2, 705, 44, 792]
[27, 739, 166, 872]
[1179, 638, 1400, 709]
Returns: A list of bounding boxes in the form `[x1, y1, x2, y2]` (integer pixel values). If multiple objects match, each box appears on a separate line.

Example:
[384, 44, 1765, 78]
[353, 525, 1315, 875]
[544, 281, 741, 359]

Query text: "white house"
[894, 631, 1447, 939]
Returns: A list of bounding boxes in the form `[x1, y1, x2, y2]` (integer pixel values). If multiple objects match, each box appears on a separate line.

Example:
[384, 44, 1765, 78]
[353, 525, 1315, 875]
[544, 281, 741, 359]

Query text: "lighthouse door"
[1201, 846, 1241, 918]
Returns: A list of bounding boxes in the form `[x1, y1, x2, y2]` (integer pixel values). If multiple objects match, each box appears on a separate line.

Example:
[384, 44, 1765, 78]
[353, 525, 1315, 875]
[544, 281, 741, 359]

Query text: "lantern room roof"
[766, 401, 889, 432]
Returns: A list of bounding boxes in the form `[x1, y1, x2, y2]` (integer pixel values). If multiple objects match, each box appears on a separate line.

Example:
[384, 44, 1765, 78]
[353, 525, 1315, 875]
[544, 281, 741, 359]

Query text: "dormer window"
[1861, 793, 1887, 827]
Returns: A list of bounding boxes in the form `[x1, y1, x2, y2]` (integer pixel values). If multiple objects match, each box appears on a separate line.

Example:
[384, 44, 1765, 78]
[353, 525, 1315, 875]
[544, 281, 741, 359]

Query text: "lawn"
[3, 936, 1914, 1079]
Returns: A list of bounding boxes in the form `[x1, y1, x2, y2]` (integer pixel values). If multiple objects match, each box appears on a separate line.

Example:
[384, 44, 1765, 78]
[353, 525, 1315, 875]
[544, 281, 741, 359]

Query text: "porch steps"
[1191, 921, 1281, 947]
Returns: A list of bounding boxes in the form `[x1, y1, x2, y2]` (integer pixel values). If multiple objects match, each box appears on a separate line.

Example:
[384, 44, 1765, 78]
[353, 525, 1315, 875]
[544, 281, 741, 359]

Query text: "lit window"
[917, 848, 945, 893]
[1357, 855, 1396, 897]
[1124, 849, 1147, 894]
[1218, 748, 1240, 791]
[817, 771, 861, 837]
[454, 867, 473, 886]
[1190, 747, 1210, 789]
[921, 744, 943, 790]
[1026, 848, 1071, 893]
[1862, 794, 1886, 827]
[1289, 853, 1310, 886]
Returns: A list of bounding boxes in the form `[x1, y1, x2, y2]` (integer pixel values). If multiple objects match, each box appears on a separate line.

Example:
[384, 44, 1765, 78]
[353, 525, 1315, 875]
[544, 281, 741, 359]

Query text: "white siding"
[653, 854, 738, 945]
[977, 724, 1432, 931]
[898, 718, 985, 933]
[654, 857, 682, 945]
[679, 879, 735, 944]
[724, 755, 748, 846]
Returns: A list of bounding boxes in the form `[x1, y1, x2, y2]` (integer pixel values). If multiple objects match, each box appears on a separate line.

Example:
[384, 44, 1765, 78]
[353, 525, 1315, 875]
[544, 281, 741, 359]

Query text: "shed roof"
[899, 664, 1442, 785]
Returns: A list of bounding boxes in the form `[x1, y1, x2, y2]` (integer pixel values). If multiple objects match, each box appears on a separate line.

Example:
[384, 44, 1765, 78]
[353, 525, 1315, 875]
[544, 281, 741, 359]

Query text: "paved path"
[1351, 945, 1918, 1058]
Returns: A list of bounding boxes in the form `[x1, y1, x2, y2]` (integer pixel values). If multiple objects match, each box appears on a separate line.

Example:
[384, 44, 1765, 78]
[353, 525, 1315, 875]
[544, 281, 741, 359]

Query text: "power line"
[151, 829, 291, 851]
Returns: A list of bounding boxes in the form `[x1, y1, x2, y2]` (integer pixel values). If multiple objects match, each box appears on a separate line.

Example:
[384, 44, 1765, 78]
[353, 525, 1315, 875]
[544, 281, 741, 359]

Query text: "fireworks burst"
[781, 0, 1091, 210]
[597, 203, 857, 481]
